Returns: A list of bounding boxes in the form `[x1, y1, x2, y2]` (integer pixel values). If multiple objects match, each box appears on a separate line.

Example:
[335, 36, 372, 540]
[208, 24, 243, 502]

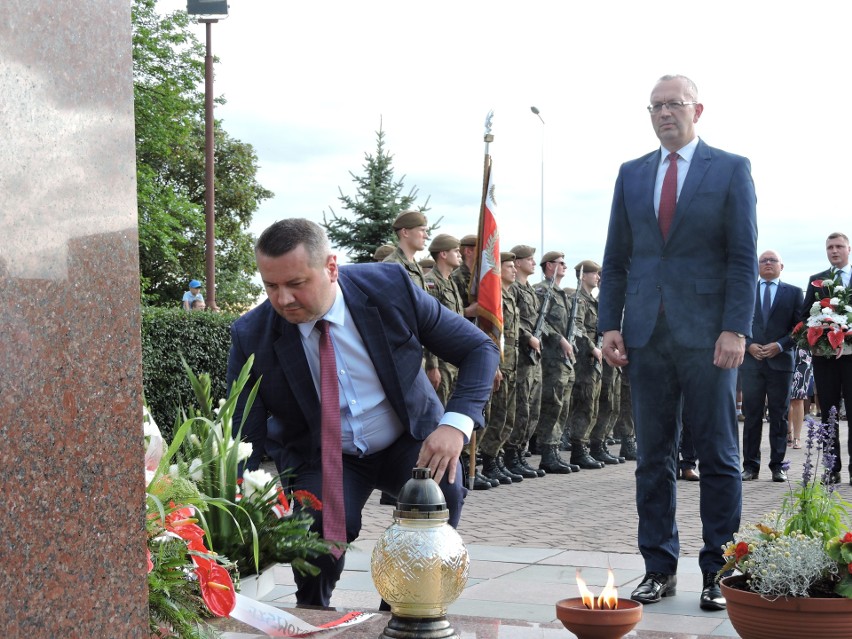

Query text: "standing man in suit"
[227, 218, 500, 607]
[801, 232, 852, 485]
[741, 250, 803, 483]
[599, 74, 758, 611]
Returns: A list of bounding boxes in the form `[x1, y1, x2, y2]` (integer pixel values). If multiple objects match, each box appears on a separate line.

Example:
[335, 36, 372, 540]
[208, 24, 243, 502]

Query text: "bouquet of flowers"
[146, 406, 239, 638]
[719, 410, 852, 598]
[173, 356, 336, 577]
[793, 271, 852, 358]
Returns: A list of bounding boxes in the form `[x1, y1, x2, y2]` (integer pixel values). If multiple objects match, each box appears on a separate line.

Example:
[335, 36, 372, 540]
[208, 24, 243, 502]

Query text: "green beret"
[575, 259, 601, 274]
[372, 244, 395, 261]
[510, 244, 536, 259]
[540, 250, 565, 265]
[418, 257, 435, 268]
[428, 233, 460, 253]
[392, 210, 428, 230]
[459, 234, 478, 247]
[500, 252, 516, 263]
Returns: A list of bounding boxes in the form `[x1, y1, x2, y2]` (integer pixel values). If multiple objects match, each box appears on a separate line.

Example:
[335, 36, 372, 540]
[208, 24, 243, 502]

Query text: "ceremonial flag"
[470, 112, 503, 352]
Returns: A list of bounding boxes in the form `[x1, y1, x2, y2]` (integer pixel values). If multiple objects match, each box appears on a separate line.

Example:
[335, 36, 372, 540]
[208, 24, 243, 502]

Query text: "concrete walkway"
[245, 422, 852, 637]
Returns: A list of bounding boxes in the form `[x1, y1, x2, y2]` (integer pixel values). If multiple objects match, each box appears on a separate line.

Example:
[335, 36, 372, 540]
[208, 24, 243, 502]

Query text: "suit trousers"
[811, 353, 852, 473]
[741, 366, 793, 472]
[628, 316, 741, 574]
[285, 432, 466, 606]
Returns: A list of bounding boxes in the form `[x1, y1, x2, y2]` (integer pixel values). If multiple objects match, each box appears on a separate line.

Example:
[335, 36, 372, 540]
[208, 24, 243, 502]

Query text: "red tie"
[317, 320, 346, 557]
[658, 152, 679, 240]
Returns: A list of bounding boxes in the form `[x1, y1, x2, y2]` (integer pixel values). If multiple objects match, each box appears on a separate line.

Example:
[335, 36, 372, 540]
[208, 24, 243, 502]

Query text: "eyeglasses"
[647, 101, 698, 114]
[759, 258, 780, 264]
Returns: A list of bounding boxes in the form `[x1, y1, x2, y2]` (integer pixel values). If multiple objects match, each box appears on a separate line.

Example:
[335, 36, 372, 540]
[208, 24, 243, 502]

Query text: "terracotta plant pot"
[555, 598, 642, 639]
[721, 574, 852, 639]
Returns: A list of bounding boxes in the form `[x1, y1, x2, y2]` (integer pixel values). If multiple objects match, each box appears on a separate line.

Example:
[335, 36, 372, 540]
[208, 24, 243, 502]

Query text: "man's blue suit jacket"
[741, 281, 804, 373]
[599, 139, 758, 348]
[227, 262, 500, 472]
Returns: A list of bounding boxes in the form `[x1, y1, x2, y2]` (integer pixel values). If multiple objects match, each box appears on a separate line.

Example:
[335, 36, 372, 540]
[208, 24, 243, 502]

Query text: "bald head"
[758, 250, 783, 280]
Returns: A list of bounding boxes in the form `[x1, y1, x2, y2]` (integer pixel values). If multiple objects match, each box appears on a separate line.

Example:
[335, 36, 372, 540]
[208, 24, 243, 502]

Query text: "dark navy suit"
[227, 262, 499, 605]
[740, 281, 804, 473]
[599, 139, 758, 575]
[802, 268, 852, 474]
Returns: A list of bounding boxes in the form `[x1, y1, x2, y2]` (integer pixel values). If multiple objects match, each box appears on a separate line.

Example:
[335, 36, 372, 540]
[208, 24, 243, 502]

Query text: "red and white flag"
[473, 161, 503, 351]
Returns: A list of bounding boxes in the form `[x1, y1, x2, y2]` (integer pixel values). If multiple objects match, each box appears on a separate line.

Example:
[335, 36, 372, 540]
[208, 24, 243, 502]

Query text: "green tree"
[323, 125, 435, 263]
[133, 0, 270, 310]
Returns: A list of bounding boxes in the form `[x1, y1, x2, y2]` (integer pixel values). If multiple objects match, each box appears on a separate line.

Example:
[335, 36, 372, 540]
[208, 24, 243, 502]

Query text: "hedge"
[141, 307, 239, 439]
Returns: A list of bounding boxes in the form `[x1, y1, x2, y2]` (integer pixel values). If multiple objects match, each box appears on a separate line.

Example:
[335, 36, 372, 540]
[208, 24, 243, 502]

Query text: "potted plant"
[716, 409, 852, 639]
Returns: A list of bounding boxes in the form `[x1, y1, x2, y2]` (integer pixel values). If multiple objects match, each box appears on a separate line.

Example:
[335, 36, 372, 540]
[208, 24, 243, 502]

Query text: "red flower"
[820, 298, 833, 308]
[807, 326, 825, 346]
[828, 329, 847, 350]
[196, 561, 236, 617]
[147, 548, 154, 573]
[848, 562, 852, 575]
[812, 279, 823, 288]
[792, 321, 804, 335]
[165, 506, 206, 544]
[843, 532, 852, 544]
[735, 541, 749, 560]
[293, 490, 322, 511]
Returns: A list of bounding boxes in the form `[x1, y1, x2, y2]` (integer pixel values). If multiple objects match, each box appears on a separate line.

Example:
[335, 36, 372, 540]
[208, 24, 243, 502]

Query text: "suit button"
[656, 285, 662, 291]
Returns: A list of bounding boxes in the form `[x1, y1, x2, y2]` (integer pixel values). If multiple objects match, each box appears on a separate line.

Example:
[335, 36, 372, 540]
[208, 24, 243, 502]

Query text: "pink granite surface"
[0, 1, 147, 636]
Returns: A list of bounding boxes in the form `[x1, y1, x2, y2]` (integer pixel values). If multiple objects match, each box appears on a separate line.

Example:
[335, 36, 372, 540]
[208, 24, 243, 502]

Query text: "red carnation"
[843, 532, 852, 544]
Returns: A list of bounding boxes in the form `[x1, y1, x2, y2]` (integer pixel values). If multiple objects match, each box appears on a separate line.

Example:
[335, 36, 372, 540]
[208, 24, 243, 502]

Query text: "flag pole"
[468, 110, 501, 490]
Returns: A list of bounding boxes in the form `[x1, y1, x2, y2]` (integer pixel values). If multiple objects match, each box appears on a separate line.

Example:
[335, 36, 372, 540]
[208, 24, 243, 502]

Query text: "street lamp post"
[187, 0, 228, 310]
[530, 106, 545, 254]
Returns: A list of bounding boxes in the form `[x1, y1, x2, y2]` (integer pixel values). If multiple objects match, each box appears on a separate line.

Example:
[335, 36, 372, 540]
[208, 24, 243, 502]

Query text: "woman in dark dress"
[788, 346, 813, 449]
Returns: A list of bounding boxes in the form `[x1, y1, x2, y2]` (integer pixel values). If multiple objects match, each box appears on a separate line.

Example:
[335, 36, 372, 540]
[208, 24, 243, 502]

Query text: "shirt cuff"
[440, 412, 475, 444]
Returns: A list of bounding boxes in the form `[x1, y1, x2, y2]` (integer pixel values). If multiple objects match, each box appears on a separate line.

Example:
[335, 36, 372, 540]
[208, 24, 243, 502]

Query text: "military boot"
[571, 443, 605, 469]
[511, 446, 545, 477]
[504, 447, 538, 478]
[590, 440, 624, 465]
[461, 454, 494, 490]
[619, 437, 637, 461]
[559, 431, 573, 451]
[481, 454, 512, 485]
[539, 445, 572, 474]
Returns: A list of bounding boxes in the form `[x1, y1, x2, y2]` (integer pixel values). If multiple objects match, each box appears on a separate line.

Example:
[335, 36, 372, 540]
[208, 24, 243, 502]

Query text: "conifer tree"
[323, 124, 436, 263]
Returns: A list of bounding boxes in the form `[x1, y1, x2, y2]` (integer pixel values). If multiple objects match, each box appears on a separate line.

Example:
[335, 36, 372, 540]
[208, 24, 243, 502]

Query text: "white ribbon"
[230, 593, 376, 637]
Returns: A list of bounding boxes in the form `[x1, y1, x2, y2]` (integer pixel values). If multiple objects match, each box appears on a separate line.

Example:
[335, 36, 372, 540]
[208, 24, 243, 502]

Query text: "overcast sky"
[158, 0, 849, 290]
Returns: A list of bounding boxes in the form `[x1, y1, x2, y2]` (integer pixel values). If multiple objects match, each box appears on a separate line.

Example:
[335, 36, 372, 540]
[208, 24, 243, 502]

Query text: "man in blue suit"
[598, 75, 758, 611]
[227, 218, 500, 606]
[741, 250, 803, 483]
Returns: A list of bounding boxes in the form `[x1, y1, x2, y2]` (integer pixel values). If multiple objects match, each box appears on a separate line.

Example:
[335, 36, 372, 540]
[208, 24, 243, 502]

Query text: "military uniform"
[480, 252, 527, 484]
[592, 361, 625, 462]
[384, 245, 426, 290]
[424, 235, 465, 405]
[450, 233, 477, 311]
[532, 251, 593, 473]
[615, 374, 637, 460]
[567, 261, 619, 467]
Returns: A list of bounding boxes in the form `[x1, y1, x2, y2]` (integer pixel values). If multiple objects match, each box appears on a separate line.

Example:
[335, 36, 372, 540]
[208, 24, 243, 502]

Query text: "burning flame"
[575, 569, 619, 610]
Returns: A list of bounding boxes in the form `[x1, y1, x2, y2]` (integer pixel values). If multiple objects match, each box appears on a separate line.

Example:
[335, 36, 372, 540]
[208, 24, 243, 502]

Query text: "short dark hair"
[255, 218, 330, 267]
[827, 232, 850, 245]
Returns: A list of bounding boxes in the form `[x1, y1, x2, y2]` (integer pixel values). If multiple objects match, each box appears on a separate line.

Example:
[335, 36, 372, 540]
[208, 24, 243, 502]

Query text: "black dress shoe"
[700, 571, 726, 610]
[741, 469, 759, 481]
[630, 572, 676, 604]
[771, 469, 787, 482]
[680, 468, 700, 481]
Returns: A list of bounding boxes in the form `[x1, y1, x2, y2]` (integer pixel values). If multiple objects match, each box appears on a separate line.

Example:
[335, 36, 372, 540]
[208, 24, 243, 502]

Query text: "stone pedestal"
[0, 2, 146, 636]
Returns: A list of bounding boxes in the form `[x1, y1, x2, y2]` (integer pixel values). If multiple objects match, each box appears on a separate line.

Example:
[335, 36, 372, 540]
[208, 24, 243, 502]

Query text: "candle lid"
[393, 467, 449, 518]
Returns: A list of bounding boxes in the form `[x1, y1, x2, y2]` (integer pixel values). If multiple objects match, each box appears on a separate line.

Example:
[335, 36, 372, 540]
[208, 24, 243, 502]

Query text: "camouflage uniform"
[479, 285, 519, 458]
[614, 374, 637, 460]
[567, 286, 605, 451]
[450, 262, 472, 311]
[594, 361, 623, 446]
[508, 279, 545, 452]
[533, 279, 591, 472]
[383, 246, 426, 290]
[424, 266, 464, 405]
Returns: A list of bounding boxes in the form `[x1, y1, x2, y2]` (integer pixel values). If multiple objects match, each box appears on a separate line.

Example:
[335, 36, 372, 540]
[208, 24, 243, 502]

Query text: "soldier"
[419, 257, 435, 274]
[479, 252, 525, 484]
[566, 260, 620, 468]
[450, 234, 479, 320]
[372, 244, 395, 262]
[504, 245, 546, 479]
[423, 234, 465, 405]
[533, 251, 584, 474]
[615, 375, 637, 460]
[592, 360, 626, 462]
[383, 210, 428, 289]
